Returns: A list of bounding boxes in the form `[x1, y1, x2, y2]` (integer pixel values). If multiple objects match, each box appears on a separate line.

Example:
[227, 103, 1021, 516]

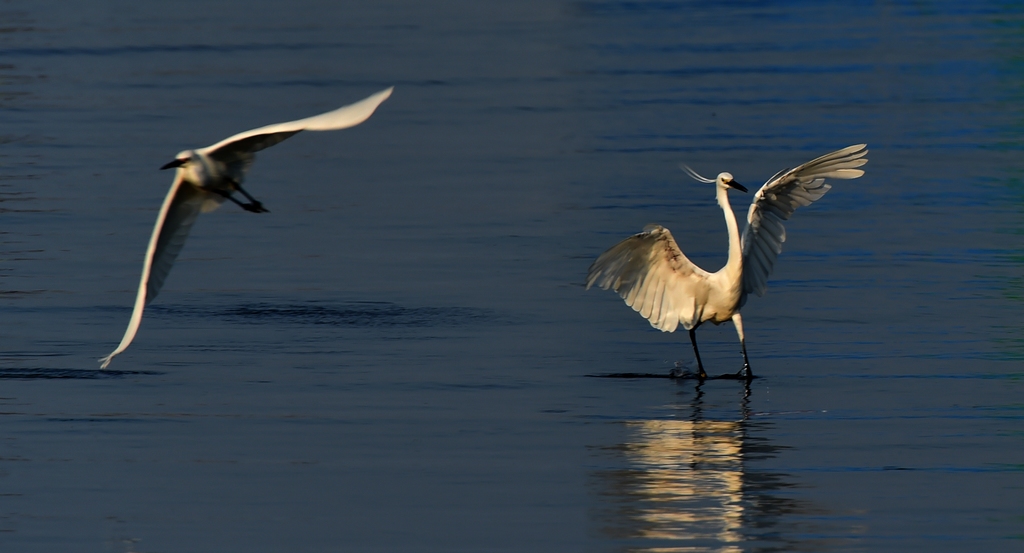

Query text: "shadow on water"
[589, 368, 758, 381]
[591, 382, 840, 553]
[147, 301, 502, 328]
[0, 368, 162, 380]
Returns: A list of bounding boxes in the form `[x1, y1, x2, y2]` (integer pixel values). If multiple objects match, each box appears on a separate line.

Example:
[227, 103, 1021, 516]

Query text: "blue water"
[1, 1, 1022, 551]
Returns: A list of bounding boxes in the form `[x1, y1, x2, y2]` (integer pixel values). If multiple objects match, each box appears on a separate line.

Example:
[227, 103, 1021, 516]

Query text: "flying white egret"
[100, 87, 394, 369]
[586, 144, 868, 380]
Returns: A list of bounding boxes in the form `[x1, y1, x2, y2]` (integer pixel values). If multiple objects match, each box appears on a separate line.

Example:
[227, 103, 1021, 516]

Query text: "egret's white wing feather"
[147, 185, 205, 300]
[201, 87, 394, 163]
[586, 225, 711, 333]
[741, 144, 868, 299]
[101, 86, 394, 368]
[100, 175, 206, 368]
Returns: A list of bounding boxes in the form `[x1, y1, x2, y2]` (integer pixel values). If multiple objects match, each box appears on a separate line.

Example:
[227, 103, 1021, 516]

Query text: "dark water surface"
[2, 1, 1023, 551]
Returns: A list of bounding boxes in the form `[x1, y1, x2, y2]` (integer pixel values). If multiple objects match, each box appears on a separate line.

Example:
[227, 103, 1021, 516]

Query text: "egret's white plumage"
[100, 87, 394, 369]
[586, 144, 868, 379]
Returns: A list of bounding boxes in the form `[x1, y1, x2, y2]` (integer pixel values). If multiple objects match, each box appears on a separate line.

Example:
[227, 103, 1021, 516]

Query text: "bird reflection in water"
[593, 383, 824, 552]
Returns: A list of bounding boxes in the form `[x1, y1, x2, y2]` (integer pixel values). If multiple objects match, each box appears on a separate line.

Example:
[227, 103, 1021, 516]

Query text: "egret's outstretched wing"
[587, 224, 711, 333]
[100, 176, 206, 368]
[200, 87, 394, 167]
[741, 144, 868, 299]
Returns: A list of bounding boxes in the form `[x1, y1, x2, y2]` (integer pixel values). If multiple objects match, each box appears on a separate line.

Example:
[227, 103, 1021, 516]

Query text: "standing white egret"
[100, 87, 394, 369]
[586, 144, 868, 380]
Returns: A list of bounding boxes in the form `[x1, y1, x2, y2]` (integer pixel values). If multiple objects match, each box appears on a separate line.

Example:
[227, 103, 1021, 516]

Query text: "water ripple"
[153, 301, 502, 328]
[0, 41, 350, 58]
[0, 368, 161, 380]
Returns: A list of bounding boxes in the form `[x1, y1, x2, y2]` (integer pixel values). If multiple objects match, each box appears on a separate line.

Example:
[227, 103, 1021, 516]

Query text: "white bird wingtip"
[359, 86, 394, 106]
[300, 86, 395, 132]
[204, 86, 398, 153]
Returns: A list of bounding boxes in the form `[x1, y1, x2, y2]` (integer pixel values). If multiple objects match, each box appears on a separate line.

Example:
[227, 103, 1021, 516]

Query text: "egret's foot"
[741, 363, 753, 381]
[668, 369, 705, 379]
[242, 201, 269, 213]
[711, 368, 756, 380]
[669, 362, 707, 380]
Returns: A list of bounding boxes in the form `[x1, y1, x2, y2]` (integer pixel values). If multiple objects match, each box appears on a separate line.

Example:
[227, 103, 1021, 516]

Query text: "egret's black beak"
[160, 159, 186, 170]
[728, 181, 748, 193]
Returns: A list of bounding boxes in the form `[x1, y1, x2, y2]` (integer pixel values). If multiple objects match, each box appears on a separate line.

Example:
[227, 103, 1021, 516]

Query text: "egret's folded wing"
[100, 176, 204, 368]
[741, 144, 868, 299]
[201, 86, 394, 164]
[586, 224, 711, 333]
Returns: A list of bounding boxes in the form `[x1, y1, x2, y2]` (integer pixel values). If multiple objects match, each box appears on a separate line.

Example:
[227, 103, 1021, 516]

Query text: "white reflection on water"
[622, 417, 745, 550]
[594, 384, 828, 553]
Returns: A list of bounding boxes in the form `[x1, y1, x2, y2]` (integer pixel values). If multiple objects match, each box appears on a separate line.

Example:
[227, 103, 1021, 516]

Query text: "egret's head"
[160, 150, 197, 170]
[680, 164, 747, 193]
[716, 172, 748, 193]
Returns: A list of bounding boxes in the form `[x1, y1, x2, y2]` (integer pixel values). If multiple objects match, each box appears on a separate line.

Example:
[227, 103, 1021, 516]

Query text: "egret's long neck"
[717, 186, 743, 275]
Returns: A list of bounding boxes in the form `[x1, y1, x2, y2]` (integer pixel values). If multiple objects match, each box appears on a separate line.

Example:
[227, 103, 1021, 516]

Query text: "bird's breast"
[702, 274, 743, 324]
[182, 153, 236, 191]
[178, 176, 230, 213]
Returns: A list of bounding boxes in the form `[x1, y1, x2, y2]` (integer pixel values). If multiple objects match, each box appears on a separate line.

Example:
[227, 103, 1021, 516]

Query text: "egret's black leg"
[231, 182, 269, 213]
[205, 188, 256, 211]
[689, 327, 708, 380]
[740, 342, 752, 381]
[732, 313, 754, 381]
[212, 179, 268, 213]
